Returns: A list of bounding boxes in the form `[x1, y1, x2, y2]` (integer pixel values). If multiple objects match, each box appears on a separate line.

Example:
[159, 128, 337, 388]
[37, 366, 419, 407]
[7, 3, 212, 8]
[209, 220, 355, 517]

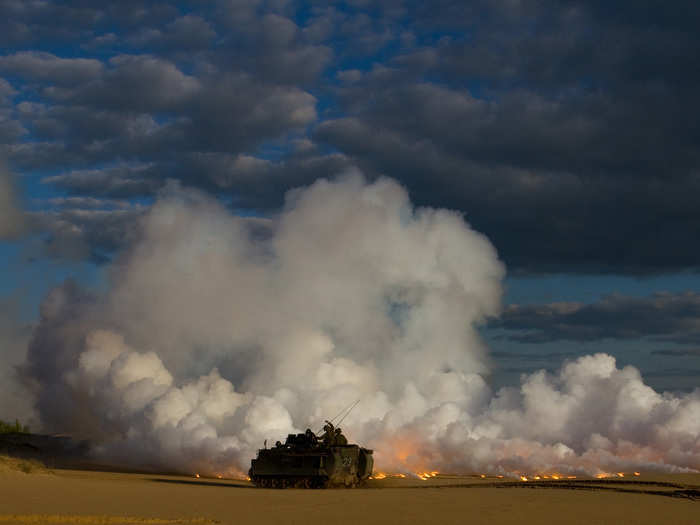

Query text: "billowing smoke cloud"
[22, 174, 700, 477]
[0, 296, 35, 425]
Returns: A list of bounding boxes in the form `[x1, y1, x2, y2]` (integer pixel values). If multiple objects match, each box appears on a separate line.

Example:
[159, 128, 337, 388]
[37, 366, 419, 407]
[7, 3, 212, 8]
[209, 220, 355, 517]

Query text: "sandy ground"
[0, 467, 697, 525]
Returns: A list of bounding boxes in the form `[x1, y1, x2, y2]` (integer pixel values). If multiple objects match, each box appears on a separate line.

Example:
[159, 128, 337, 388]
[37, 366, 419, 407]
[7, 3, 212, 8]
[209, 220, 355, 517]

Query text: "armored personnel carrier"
[249, 421, 373, 488]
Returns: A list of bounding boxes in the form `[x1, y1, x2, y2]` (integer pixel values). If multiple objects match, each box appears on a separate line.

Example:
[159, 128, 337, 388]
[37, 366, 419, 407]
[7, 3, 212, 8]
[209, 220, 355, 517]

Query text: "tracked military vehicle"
[249, 421, 373, 488]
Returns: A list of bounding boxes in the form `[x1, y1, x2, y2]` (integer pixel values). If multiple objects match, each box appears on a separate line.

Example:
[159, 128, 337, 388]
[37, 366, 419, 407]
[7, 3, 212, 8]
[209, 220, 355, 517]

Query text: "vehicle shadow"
[149, 478, 256, 489]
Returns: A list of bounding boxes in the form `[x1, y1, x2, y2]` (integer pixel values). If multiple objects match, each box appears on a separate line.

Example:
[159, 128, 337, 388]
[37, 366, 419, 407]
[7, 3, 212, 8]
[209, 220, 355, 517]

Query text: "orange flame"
[368, 470, 439, 481]
[369, 472, 416, 480]
[508, 472, 576, 481]
[194, 473, 200, 478]
[372, 465, 640, 483]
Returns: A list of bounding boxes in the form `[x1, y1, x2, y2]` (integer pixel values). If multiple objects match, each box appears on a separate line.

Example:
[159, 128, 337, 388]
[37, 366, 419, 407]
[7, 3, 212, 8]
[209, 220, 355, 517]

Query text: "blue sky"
[1, 0, 700, 402]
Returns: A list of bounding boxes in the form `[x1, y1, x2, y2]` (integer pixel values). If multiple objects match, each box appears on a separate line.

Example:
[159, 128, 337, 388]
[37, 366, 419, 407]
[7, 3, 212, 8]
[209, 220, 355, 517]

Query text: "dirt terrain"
[0, 463, 698, 525]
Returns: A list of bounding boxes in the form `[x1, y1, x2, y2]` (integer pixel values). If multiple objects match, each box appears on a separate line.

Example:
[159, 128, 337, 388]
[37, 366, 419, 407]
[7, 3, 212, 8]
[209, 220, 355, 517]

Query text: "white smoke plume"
[0, 296, 35, 424]
[22, 174, 700, 477]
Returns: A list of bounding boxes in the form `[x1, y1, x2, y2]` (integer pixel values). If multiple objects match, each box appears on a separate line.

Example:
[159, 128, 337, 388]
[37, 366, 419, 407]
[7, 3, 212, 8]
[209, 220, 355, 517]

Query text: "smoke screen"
[22, 174, 700, 476]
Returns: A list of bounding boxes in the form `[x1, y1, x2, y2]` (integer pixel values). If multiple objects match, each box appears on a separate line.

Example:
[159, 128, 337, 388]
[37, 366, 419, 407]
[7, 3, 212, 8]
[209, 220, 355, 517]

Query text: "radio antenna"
[315, 398, 361, 434]
[329, 400, 354, 424]
[335, 399, 360, 427]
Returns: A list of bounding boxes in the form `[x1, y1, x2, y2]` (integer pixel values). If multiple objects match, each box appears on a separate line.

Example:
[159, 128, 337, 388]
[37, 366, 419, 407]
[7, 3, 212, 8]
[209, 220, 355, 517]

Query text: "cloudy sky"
[1, 0, 699, 423]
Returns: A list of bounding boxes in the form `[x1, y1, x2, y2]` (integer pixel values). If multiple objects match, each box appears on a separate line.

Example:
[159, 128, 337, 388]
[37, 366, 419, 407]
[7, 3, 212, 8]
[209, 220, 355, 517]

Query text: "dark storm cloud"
[43, 54, 200, 112]
[166, 148, 353, 209]
[4, 52, 318, 169]
[0, 1, 103, 46]
[316, 1, 700, 274]
[28, 205, 146, 263]
[39, 148, 352, 209]
[0, 78, 25, 143]
[42, 165, 161, 198]
[0, 52, 103, 85]
[43, 197, 133, 210]
[492, 292, 700, 344]
[125, 14, 216, 51]
[0, 159, 25, 239]
[642, 368, 700, 379]
[211, 12, 333, 86]
[489, 350, 578, 362]
[1, 1, 700, 271]
[651, 348, 700, 357]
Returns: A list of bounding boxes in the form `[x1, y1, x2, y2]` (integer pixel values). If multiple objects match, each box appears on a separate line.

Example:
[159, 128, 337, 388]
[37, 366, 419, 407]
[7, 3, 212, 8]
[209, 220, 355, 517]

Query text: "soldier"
[305, 428, 318, 446]
[334, 427, 348, 445]
[321, 421, 335, 446]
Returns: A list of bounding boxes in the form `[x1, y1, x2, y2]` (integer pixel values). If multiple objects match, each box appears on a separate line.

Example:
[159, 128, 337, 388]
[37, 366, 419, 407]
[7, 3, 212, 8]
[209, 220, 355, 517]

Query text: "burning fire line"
[368, 469, 642, 482]
[516, 471, 641, 481]
[479, 471, 643, 481]
[368, 472, 409, 480]
[368, 472, 439, 480]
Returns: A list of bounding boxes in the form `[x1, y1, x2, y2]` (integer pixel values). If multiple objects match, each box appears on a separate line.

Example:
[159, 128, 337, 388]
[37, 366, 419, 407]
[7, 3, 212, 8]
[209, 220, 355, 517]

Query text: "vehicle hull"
[249, 444, 373, 488]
